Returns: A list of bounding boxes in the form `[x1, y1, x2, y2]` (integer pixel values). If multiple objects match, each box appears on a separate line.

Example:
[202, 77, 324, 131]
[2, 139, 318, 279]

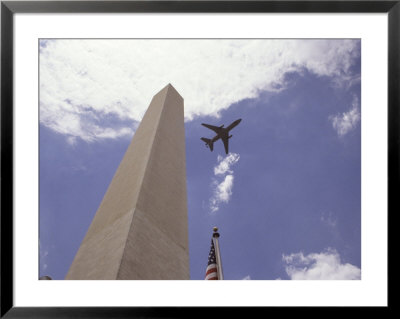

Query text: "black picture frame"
[1, 1, 396, 317]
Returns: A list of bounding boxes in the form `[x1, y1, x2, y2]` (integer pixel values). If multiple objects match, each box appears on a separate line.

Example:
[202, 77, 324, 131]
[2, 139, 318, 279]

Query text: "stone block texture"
[65, 84, 189, 280]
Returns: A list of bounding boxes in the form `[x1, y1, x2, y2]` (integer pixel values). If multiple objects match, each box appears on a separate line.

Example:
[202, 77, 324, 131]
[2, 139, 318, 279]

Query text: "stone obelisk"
[65, 84, 189, 280]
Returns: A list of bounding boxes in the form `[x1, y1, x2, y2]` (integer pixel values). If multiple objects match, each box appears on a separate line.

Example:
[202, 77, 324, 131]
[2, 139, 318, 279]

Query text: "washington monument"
[66, 84, 189, 280]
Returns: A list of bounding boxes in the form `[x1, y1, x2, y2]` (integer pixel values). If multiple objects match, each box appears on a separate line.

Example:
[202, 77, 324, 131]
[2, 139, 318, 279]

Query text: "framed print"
[1, 0, 397, 317]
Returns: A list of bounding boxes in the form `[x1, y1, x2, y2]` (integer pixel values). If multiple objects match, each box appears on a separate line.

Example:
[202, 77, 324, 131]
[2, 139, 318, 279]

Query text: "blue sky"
[39, 39, 361, 280]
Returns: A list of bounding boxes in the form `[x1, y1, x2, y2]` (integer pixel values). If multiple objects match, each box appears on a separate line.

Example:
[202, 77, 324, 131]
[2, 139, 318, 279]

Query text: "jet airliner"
[201, 119, 242, 154]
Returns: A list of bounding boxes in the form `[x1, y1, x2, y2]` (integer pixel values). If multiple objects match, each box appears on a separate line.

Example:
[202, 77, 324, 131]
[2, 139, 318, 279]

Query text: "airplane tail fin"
[201, 137, 214, 151]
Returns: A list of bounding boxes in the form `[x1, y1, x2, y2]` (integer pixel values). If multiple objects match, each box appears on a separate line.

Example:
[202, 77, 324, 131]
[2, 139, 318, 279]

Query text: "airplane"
[201, 119, 242, 154]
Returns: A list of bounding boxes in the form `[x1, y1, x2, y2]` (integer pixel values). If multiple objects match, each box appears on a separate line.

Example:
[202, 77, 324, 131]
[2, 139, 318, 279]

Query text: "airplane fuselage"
[211, 119, 241, 140]
[210, 130, 226, 143]
[201, 119, 241, 154]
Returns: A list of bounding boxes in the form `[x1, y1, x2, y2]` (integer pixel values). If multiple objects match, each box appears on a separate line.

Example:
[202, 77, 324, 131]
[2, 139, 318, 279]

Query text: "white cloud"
[282, 248, 361, 280]
[320, 211, 337, 228]
[214, 153, 240, 175]
[39, 242, 50, 273]
[209, 153, 240, 213]
[210, 175, 234, 213]
[40, 39, 360, 142]
[242, 275, 251, 280]
[320, 212, 342, 242]
[66, 136, 78, 146]
[330, 95, 360, 137]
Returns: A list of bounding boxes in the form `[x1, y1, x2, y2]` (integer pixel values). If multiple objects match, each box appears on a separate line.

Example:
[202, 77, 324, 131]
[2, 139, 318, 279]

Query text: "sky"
[39, 39, 361, 280]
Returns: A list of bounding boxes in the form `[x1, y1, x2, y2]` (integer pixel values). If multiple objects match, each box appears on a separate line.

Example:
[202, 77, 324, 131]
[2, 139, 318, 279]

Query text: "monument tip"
[166, 83, 176, 90]
[163, 83, 183, 101]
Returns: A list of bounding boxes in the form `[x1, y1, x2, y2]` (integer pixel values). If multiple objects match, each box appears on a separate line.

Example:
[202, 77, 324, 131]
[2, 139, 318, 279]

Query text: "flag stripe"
[206, 265, 217, 277]
[206, 269, 217, 276]
[205, 272, 218, 280]
[205, 238, 219, 280]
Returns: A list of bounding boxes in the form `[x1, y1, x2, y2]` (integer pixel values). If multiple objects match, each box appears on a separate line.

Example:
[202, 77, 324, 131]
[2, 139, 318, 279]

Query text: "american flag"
[205, 238, 218, 280]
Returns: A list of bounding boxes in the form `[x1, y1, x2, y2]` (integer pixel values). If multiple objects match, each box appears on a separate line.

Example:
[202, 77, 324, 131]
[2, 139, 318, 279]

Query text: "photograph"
[1, 0, 395, 315]
[39, 39, 361, 281]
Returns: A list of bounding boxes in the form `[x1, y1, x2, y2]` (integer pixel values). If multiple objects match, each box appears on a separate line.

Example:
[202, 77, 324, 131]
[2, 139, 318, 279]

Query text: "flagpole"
[212, 227, 224, 280]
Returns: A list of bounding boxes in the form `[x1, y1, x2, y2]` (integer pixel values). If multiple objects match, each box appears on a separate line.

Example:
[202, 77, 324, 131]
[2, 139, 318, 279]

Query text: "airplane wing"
[222, 137, 229, 154]
[201, 137, 214, 151]
[201, 123, 221, 133]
